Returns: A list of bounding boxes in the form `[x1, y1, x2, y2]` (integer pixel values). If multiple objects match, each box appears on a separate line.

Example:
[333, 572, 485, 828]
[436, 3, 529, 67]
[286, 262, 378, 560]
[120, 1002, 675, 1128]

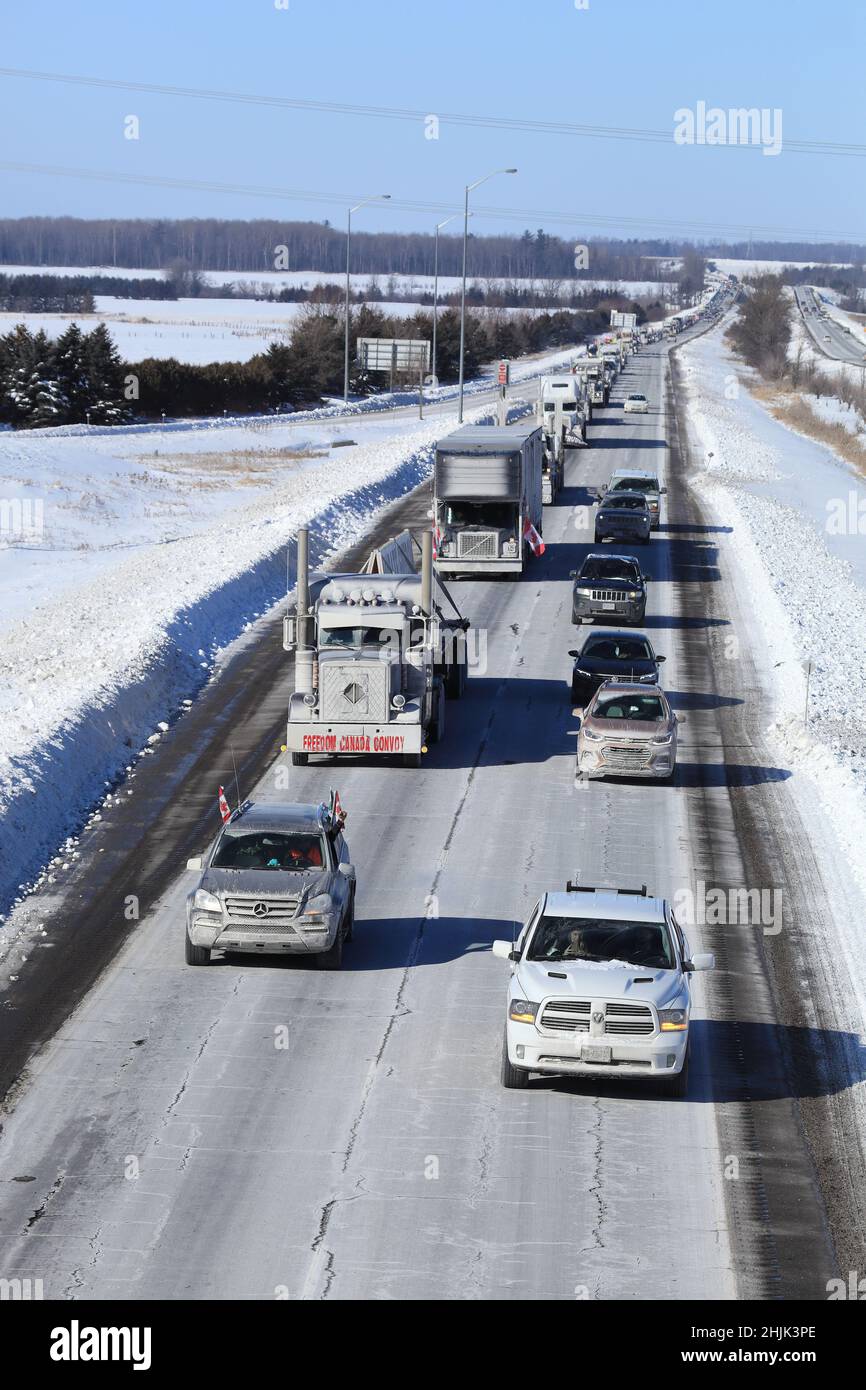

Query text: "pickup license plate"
[582, 1044, 612, 1065]
[602, 601, 616, 611]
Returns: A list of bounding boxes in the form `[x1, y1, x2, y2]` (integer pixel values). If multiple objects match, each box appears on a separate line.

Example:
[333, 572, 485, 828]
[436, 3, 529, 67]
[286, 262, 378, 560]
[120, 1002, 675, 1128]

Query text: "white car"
[493, 884, 714, 1095]
[623, 393, 649, 414]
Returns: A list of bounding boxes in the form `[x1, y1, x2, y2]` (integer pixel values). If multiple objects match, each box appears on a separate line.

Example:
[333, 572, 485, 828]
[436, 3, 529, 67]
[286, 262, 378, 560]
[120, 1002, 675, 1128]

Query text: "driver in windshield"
[562, 926, 593, 960]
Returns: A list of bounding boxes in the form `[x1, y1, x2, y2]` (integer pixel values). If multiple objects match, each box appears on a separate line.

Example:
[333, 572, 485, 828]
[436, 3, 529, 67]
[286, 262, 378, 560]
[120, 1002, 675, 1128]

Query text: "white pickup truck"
[493, 883, 713, 1096]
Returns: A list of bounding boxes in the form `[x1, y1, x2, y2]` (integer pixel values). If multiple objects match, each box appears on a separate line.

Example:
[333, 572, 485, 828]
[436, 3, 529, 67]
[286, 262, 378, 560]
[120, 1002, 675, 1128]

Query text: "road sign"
[610, 311, 637, 329]
[498, 360, 510, 385]
[357, 338, 430, 373]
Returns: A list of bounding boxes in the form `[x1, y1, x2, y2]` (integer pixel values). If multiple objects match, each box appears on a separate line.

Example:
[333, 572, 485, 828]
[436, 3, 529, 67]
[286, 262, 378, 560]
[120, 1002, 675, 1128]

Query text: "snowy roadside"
[679, 327, 866, 1021]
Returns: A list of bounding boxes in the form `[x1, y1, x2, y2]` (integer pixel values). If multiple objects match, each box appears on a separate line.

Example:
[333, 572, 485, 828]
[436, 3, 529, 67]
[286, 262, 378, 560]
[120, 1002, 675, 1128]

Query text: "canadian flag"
[432, 524, 443, 559]
[218, 786, 231, 824]
[330, 788, 347, 826]
[523, 518, 545, 556]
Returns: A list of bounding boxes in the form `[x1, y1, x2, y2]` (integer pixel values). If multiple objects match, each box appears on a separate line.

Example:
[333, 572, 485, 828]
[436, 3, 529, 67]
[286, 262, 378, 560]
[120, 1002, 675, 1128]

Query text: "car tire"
[665, 1049, 690, 1097]
[343, 891, 355, 944]
[403, 752, 422, 769]
[570, 682, 582, 706]
[445, 650, 466, 699]
[316, 927, 343, 970]
[291, 751, 308, 767]
[185, 933, 211, 966]
[500, 1032, 530, 1089]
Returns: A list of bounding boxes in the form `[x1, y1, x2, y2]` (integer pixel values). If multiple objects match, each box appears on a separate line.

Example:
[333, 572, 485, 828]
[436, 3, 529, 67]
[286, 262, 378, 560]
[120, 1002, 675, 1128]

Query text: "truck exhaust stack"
[421, 529, 433, 616]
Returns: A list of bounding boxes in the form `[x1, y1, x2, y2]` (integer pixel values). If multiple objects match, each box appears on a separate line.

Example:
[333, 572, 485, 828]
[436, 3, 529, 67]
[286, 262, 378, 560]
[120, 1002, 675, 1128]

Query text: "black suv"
[567, 629, 665, 705]
[571, 552, 649, 626]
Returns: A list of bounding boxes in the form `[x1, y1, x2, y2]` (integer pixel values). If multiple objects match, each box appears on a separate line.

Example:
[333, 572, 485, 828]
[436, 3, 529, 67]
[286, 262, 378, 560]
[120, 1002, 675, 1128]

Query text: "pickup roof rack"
[565, 881, 648, 896]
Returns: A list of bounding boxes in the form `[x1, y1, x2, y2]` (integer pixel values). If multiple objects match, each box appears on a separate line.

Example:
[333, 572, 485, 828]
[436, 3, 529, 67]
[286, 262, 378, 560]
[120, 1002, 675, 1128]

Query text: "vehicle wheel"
[429, 680, 446, 743]
[500, 1032, 529, 1089]
[641, 536, 651, 546]
[445, 647, 466, 698]
[343, 891, 355, 944]
[185, 933, 211, 966]
[291, 751, 308, 767]
[594, 531, 602, 544]
[403, 752, 422, 769]
[316, 927, 343, 970]
[665, 1050, 689, 1097]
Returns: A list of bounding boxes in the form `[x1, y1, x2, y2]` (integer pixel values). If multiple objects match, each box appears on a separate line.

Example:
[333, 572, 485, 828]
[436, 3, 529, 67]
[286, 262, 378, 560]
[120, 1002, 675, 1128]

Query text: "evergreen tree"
[83, 323, 126, 423]
[2, 324, 39, 423]
[54, 323, 89, 422]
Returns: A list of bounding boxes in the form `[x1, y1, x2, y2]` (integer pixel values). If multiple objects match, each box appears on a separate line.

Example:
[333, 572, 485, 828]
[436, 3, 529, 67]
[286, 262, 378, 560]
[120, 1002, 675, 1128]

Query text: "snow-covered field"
[0, 263, 673, 301]
[0, 341, 581, 918]
[712, 257, 853, 278]
[680, 328, 866, 1016]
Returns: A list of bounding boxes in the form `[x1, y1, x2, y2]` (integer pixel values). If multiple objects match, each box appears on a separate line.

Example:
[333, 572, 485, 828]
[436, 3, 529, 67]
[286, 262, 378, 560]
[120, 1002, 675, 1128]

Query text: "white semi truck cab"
[284, 529, 468, 769]
[433, 424, 544, 577]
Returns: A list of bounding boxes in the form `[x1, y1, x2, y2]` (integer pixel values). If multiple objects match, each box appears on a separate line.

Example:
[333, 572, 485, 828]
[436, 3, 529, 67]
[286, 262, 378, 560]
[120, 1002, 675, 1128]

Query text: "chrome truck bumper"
[434, 557, 523, 575]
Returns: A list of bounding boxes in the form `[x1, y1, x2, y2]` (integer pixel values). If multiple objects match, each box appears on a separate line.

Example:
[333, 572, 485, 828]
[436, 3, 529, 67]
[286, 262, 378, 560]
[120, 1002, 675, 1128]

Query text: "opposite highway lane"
[0, 324, 839, 1299]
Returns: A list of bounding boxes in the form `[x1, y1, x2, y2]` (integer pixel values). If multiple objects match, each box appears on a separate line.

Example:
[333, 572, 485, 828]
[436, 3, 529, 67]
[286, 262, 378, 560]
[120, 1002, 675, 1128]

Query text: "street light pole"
[432, 212, 465, 389]
[344, 193, 390, 404]
[457, 167, 517, 424]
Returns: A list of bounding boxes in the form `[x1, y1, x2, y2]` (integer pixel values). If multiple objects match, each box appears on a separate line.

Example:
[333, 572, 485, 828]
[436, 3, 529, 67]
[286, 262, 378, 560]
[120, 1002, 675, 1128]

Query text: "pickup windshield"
[213, 832, 326, 871]
[528, 914, 675, 969]
[611, 476, 658, 493]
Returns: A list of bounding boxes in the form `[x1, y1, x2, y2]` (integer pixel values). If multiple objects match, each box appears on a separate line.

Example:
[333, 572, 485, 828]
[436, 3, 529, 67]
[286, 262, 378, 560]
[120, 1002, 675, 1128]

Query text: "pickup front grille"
[457, 530, 498, 559]
[539, 998, 655, 1036]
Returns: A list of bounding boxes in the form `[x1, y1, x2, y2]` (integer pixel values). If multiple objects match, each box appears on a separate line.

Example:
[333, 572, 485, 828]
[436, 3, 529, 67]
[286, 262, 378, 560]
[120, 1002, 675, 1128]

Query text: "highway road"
[793, 285, 866, 366]
[0, 316, 844, 1300]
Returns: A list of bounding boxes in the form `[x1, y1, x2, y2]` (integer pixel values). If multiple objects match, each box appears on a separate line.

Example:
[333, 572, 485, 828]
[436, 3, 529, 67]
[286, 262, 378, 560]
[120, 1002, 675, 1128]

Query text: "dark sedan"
[567, 630, 665, 705]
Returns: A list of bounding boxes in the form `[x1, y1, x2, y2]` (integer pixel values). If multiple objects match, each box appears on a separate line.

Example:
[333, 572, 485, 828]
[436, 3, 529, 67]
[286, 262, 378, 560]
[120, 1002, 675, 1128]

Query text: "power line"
[1, 66, 864, 158]
[0, 160, 861, 244]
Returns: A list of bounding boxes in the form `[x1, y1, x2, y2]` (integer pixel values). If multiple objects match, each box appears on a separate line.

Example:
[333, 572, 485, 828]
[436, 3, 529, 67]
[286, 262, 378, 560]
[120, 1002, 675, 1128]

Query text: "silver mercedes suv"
[185, 800, 355, 969]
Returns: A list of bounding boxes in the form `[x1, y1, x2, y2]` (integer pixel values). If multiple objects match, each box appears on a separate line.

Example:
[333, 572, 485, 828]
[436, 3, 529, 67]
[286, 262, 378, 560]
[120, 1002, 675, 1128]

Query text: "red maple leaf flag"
[333, 790, 345, 825]
[432, 524, 442, 559]
[523, 518, 545, 556]
[218, 786, 231, 824]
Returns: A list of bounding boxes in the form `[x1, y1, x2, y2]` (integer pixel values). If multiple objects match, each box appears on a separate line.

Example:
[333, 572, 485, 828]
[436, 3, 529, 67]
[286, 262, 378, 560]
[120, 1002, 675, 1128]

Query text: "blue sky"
[1, 0, 863, 248]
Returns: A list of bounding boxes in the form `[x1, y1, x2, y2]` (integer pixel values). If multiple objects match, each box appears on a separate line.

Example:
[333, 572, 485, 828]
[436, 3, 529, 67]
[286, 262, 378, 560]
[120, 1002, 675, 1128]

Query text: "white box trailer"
[433, 423, 544, 576]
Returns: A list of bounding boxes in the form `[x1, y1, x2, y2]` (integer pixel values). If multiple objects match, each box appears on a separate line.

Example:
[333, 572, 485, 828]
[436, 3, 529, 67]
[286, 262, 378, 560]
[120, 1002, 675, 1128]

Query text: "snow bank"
[679, 329, 866, 1017]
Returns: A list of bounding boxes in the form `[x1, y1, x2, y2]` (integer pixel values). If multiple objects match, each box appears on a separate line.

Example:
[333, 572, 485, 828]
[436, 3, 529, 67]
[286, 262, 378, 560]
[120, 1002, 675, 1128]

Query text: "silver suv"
[185, 800, 355, 969]
[603, 468, 666, 530]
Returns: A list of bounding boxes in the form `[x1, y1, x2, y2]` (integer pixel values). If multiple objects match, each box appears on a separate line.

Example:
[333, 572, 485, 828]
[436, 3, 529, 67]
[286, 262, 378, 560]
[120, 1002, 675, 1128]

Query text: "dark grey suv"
[185, 799, 355, 970]
[571, 553, 649, 626]
[594, 490, 652, 545]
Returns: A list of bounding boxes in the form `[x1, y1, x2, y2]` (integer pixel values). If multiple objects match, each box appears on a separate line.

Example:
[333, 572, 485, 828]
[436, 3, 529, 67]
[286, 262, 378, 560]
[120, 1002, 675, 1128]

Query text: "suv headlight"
[659, 1008, 688, 1031]
[193, 888, 221, 913]
[583, 727, 603, 742]
[627, 590, 639, 599]
[575, 587, 593, 597]
[299, 893, 333, 927]
[509, 999, 539, 1023]
[652, 732, 673, 744]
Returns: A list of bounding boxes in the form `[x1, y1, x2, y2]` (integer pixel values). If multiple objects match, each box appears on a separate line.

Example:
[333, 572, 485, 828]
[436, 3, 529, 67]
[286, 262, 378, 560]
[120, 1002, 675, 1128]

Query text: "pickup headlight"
[193, 888, 221, 914]
[659, 1008, 688, 1031]
[583, 727, 603, 742]
[509, 999, 539, 1023]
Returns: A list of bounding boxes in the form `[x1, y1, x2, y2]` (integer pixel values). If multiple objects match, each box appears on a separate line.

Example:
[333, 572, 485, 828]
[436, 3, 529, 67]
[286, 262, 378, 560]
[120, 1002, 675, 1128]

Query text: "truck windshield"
[212, 832, 326, 871]
[528, 914, 674, 969]
[319, 627, 400, 650]
[444, 501, 515, 528]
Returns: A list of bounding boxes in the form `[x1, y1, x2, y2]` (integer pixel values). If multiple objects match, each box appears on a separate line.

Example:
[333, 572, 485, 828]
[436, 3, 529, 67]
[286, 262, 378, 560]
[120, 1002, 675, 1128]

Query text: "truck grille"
[320, 661, 390, 723]
[540, 999, 655, 1035]
[539, 1000, 591, 1032]
[225, 896, 301, 922]
[602, 746, 651, 769]
[457, 530, 498, 559]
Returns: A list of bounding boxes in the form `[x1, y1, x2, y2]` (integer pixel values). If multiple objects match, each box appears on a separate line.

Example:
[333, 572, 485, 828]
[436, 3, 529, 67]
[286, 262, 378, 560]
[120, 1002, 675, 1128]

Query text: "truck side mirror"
[283, 615, 298, 652]
[186, 856, 203, 871]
